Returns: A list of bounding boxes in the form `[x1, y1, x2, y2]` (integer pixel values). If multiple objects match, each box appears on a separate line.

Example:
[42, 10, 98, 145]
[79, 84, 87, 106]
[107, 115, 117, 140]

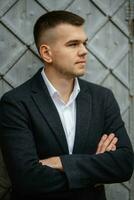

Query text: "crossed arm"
[39, 133, 118, 170]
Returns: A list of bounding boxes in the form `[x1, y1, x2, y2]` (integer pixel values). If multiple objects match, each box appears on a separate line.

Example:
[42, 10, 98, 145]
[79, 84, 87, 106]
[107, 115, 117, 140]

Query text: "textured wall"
[0, 0, 133, 199]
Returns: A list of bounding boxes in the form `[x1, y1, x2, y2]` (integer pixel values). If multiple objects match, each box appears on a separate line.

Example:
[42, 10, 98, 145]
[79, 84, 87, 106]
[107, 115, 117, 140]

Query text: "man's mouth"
[75, 60, 86, 64]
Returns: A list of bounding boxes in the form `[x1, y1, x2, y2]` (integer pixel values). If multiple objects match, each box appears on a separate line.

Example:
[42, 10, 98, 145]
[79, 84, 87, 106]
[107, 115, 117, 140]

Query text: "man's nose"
[78, 44, 88, 56]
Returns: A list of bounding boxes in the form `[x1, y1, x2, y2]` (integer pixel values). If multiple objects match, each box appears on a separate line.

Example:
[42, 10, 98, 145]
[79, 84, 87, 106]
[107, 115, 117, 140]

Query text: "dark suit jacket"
[0, 68, 133, 200]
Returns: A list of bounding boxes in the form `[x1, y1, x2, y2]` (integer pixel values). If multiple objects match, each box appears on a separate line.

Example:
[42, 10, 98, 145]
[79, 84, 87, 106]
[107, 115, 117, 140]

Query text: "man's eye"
[69, 43, 78, 47]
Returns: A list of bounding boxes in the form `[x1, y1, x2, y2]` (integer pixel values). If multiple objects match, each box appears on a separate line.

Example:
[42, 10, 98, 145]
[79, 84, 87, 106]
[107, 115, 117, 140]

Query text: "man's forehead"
[40, 23, 87, 45]
[53, 23, 87, 39]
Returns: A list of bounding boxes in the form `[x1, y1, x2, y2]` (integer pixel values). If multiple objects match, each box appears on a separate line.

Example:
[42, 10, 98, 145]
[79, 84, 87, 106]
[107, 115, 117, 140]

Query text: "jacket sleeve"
[0, 94, 68, 196]
[60, 89, 134, 189]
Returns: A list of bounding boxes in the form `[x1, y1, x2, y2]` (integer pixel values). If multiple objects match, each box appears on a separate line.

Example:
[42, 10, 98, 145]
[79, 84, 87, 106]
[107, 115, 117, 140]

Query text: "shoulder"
[1, 68, 42, 102]
[78, 78, 113, 97]
[1, 76, 33, 103]
[78, 78, 119, 111]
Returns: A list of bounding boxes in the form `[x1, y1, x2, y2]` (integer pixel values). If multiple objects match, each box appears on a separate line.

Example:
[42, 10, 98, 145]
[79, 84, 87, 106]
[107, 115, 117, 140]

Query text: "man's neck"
[44, 67, 74, 103]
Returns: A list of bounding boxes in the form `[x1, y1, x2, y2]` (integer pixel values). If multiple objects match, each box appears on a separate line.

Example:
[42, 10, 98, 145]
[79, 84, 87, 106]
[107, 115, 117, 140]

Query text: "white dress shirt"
[41, 69, 80, 154]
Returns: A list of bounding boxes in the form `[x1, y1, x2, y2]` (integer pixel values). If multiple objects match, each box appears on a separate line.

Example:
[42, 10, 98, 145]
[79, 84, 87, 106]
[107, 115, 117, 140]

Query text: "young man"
[0, 10, 133, 200]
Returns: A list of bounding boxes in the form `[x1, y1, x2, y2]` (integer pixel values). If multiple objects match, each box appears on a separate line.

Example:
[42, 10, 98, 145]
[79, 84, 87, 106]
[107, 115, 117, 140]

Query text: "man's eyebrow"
[65, 38, 88, 44]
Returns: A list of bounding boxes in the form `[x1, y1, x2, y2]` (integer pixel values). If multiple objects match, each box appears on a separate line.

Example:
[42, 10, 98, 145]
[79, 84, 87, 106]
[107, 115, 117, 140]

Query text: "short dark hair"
[33, 10, 85, 50]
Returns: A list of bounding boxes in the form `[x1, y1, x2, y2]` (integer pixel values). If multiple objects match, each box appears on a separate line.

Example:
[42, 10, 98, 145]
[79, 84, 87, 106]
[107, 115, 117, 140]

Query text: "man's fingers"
[100, 133, 115, 153]
[96, 133, 118, 154]
[106, 137, 118, 152]
[96, 134, 108, 154]
[39, 157, 63, 170]
[111, 144, 116, 151]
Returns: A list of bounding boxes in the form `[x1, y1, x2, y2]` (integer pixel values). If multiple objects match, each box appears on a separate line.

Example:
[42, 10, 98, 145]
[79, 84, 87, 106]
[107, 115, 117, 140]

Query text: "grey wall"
[0, 0, 133, 199]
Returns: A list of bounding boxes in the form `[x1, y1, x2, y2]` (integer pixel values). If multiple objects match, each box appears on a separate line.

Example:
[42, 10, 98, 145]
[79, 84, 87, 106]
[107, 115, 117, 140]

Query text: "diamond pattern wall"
[0, 23, 26, 75]
[89, 21, 129, 69]
[0, 0, 133, 200]
[1, 0, 45, 44]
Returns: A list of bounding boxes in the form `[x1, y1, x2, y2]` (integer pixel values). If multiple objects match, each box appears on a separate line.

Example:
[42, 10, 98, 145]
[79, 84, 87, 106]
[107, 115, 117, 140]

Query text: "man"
[0, 10, 133, 200]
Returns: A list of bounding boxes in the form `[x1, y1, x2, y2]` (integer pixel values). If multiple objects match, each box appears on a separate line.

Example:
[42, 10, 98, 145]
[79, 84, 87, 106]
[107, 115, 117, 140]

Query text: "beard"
[53, 63, 86, 79]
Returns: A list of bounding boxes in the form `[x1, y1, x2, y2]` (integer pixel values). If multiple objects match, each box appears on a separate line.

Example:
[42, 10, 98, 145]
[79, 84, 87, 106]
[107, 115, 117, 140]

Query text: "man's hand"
[39, 156, 63, 171]
[96, 133, 118, 154]
[39, 133, 118, 169]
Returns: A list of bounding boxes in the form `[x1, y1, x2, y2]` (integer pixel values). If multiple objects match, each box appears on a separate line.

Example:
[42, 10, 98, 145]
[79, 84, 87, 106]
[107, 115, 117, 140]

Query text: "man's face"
[43, 24, 88, 79]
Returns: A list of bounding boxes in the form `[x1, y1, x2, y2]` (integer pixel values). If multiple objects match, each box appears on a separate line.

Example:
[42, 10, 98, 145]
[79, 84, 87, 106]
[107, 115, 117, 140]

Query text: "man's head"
[34, 10, 85, 51]
[33, 11, 88, 78]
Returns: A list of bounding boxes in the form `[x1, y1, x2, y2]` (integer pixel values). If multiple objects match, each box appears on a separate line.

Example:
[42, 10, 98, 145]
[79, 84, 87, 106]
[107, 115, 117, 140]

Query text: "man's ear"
[39, 44, 52, 63]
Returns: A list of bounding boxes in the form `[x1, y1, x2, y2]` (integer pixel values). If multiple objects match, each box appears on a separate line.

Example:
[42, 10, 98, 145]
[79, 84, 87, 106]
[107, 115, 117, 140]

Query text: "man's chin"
[75, 70, 86, 77]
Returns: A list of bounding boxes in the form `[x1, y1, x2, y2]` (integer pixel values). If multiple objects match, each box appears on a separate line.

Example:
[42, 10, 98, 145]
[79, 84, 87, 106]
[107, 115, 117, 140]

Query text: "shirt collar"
[41, 68, 80, 104]
[41, 68, 58, 98]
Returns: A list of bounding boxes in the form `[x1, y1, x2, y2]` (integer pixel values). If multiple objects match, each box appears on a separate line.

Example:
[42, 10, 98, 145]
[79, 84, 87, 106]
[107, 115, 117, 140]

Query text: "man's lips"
[75, 60, 86, 64]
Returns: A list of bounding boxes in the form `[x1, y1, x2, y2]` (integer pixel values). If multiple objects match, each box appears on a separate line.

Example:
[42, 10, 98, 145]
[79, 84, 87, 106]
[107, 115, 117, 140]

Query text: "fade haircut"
[33, 10, 85, 50]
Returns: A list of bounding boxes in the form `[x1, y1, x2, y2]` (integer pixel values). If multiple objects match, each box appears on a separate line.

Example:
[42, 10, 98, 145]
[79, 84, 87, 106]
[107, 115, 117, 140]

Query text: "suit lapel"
[31, 70, 69, 154]
[30, 69, 92, 154]
[73, 80, 92, 153]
